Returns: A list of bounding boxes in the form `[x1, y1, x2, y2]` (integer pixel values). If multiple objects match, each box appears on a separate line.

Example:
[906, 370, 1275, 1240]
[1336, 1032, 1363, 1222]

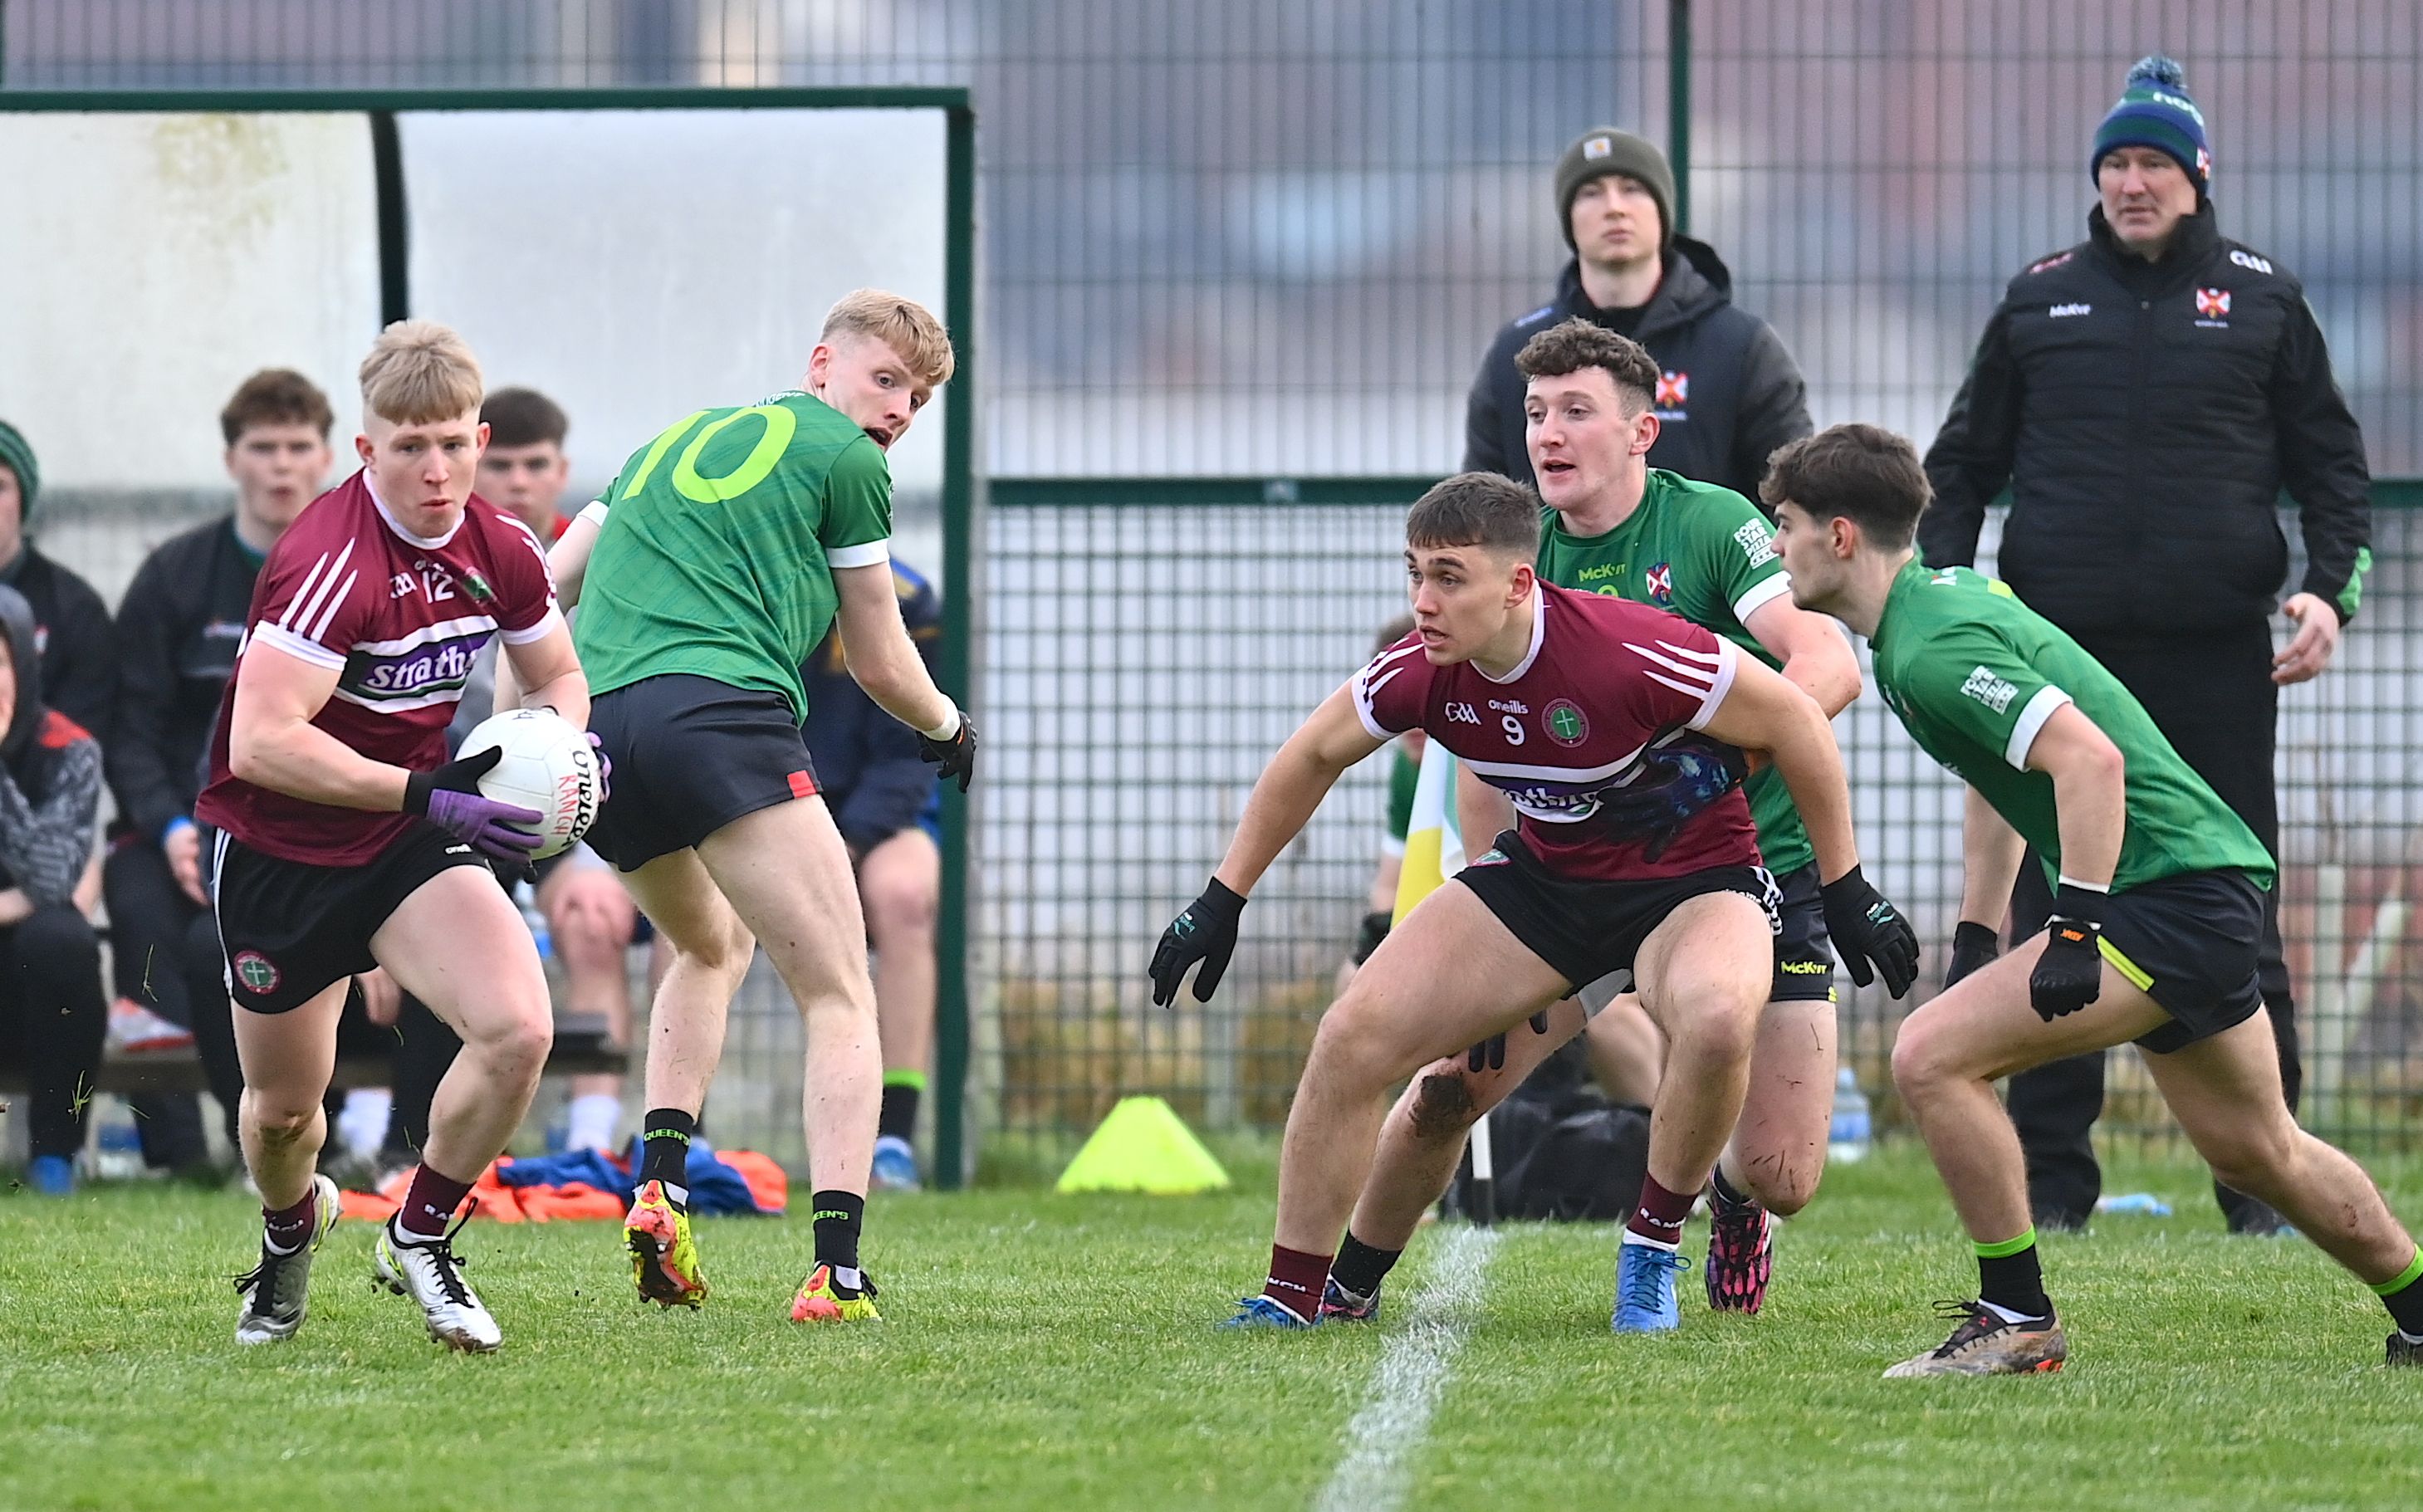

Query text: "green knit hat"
[0, 421, 36, 523]
[2091, 55, 2210, 195]
[1554, 127, 1674, 252]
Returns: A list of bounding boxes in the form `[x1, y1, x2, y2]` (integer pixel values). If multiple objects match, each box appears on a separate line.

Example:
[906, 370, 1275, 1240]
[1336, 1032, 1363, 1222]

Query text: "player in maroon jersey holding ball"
[196, 321, 593, 1353]
[1153, 470, 1916, 1332]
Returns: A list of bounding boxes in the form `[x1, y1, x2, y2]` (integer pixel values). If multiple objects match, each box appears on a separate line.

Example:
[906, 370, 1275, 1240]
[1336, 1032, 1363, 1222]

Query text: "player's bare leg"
[233, 979, 350, 1211]
[229, 979, 349, 1344]
[694, 796, 887, 1321]
[1256, 880, 1569, 1319]
[864, 827, 940, 1189]
[366, 866, 555, 1352]
[1584, 993, 1663, 1107]
[1609, 890, 1774, 1331]
[541, 862, 639, 1152]
[616, 844, 754, 1306]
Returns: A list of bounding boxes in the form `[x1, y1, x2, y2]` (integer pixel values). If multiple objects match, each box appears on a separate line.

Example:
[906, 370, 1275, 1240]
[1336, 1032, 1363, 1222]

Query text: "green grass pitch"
[6, 1145, 2422, 1511]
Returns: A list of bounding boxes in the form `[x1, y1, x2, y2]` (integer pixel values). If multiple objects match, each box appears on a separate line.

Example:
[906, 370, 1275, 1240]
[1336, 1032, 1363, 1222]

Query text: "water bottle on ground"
[92, 1095, 146, 1181]
[1828, 1065, 1872, 1164]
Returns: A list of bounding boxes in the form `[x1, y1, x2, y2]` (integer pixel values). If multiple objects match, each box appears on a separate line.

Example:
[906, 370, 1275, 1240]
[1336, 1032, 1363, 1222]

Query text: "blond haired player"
[546, 291, 975, 1323]
[198, 321, 590, 1352]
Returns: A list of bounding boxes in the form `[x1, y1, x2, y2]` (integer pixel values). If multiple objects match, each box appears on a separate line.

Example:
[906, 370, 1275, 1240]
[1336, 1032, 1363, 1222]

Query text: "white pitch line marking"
[1312, 1224, 1502, 1512]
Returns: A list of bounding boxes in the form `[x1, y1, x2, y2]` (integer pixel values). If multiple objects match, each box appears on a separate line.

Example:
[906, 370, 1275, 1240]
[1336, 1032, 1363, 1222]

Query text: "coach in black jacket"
[1465, 129, 1809, 499]
[1919, 58, 2370, 1234]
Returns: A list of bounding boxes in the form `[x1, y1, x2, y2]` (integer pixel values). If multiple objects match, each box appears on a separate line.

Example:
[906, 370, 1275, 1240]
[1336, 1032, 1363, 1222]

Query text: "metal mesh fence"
[9, 0, 2423, 1163]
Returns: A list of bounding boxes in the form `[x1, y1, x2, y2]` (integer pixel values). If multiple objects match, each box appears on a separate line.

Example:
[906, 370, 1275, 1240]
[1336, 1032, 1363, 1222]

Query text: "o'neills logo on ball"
[233, 951, 281, 995]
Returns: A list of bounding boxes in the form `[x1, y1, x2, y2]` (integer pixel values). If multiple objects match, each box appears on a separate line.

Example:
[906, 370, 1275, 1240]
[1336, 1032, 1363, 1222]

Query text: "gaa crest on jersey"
[1644, 563, 1673, 604]
[232, 951, 281, 996]
[1654, 370, 1689, 411]
[1543, 699, 1588, 746]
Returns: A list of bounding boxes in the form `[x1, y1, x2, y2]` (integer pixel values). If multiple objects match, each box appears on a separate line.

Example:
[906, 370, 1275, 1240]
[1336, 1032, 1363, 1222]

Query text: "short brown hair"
[220, 369, 333, 445]
[360, 320, 483, 427]
[1760, 423, 1931, 549]
[1515, 318, 1661, 412]
[821, 290, 956, 389]
[1405, 472, 1541, 560]
[481, 387, 568, 449]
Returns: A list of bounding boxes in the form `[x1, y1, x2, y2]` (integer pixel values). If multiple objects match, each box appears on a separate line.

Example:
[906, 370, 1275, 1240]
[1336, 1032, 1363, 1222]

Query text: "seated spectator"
[0, 421, 114, 738]
[801, 560, 945, 1190]
[102, 373, 332, 1158]
[0, 585, 109, 1194]
[438, 386, 634, 1157]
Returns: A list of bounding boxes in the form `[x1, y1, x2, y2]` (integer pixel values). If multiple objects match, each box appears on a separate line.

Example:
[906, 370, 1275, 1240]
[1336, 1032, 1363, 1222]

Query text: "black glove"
[1944, 920, 2001, 990]
[918, 712, 977, 793]
[1594, 733, 1750, 862]
[1820, 865, 1920, 998]
[1149, 878, 1246, 1006]
[1466, 1011, 1552, 1074]
[1350, 909, 1391, 966]
[2029, 884, 2107, 1020]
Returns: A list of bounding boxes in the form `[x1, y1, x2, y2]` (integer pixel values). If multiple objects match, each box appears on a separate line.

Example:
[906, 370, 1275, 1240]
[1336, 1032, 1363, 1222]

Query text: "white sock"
[565, 1093, 622, 1154]
[1978, 1298, 2047, 1325]
[336, 1089, 393, 1161]
[1620, 1231, 1681, 1254]
[2399, 1329, 2423, 1345]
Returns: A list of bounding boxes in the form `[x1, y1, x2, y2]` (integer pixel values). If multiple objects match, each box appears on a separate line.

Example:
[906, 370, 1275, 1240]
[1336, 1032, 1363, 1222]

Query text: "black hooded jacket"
[0, 585, 100, 908]
[1464, 237, 1813, 499]
[1919, 205, 2372, 634]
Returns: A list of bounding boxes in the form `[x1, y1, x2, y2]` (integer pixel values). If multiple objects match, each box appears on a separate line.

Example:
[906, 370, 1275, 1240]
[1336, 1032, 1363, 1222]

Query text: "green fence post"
[934, 101, 979, 1190]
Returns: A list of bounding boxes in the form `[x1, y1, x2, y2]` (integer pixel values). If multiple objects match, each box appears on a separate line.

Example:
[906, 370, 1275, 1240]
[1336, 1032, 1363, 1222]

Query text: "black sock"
[812, 1189, 866, 1288]
[879, 1081, 922, 1143]
[2375, 1251, 2423, 1334]
[1710, 1165, 1755, 1211]
[1329, 1232, 1402, 1298]
[640, 1107, 696, 1206]
[1976, 1231, 2053, 1319]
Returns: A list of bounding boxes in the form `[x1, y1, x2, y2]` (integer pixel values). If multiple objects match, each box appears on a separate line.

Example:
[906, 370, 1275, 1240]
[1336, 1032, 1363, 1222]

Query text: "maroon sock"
[262, 1188, 319, 1254]
[1261, 1245, 1333, 1320]
[395, 1163, 475, 1241]
[1624, 1172, 1696, 1250]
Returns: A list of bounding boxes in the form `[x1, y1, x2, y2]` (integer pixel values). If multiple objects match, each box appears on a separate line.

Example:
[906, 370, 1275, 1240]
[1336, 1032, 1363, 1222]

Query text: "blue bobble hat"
[2092, 55, 2210, 195]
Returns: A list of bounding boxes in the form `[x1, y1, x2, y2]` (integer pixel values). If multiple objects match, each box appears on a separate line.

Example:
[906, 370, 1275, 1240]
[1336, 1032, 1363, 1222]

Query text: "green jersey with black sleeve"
[1869, 560, 2275, 893]
[1534, 468, 1810, 874]
[575, 389, 893, 724]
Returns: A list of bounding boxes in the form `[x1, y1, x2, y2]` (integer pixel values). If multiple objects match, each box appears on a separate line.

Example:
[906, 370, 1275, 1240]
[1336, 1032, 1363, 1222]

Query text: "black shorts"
[213, 826, 491, 1015]
[584, 674, 821, 872]
[1454, 829, 1779, 995]
[1768, 862, 1836, 1004]
[2104, 869, 2268, 1054]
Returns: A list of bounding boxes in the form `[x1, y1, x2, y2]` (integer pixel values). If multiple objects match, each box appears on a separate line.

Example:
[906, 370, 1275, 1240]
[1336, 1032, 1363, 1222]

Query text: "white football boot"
[373, 1210, 502, 1353]
[233, 1173, 341, 1345]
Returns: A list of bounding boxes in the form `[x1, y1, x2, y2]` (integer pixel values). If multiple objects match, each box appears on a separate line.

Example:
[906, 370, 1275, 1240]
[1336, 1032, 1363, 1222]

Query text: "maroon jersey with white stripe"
[196, 471, 560, 865]
[1352, 582, 1760, 881]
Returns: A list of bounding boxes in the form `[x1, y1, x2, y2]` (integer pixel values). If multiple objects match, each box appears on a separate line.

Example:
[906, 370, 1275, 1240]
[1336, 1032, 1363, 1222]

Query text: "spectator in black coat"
[801, 560, 944, 1190]
[0, 584, 108, 1194]
[0, 421, 114, 753]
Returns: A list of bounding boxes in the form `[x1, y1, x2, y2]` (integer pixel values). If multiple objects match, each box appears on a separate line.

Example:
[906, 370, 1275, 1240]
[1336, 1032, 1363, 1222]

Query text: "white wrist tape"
[919, 707, 962, 742]
[2054, 875, 2111, 893]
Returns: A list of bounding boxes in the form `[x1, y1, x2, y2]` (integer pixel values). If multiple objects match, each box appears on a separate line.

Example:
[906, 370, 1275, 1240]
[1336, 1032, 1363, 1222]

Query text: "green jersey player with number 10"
[1768, 422, 2423, 1376]
[1326, 321, 1861, 1326]
[546, 291, 977, 1324]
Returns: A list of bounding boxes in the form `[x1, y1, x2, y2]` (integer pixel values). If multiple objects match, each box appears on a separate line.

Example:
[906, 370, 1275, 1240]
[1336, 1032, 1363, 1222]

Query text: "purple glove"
[404, 745, 543, 860]
[587, 732, 613, 805]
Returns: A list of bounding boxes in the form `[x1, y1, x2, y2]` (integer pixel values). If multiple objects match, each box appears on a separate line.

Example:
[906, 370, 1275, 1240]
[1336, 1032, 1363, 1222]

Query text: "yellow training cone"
[1055, 1095, 1232, 1194]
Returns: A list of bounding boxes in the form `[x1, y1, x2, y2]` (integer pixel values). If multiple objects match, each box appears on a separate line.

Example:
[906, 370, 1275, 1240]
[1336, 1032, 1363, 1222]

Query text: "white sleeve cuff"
[577, 500, 610, 528]
[499, 605, 565, 647]
[1681, 638, 1741, 731]
[251, 623, 347, 671]
[827, 538, 892, 570]
[2004, 684, 2073, 770]
[1730, 572, 1794, 624]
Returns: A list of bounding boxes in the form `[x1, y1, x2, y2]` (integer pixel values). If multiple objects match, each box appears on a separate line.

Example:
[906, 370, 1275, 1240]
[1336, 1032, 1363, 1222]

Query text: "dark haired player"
[1766, 422, 2423, 1374]
[1327, 320, 1863, 1324]
[1153, 471, 1916, 1331]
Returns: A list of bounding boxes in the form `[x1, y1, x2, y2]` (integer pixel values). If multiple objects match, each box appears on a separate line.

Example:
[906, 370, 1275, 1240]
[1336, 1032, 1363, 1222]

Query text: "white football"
[456, 707, 603, 860]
